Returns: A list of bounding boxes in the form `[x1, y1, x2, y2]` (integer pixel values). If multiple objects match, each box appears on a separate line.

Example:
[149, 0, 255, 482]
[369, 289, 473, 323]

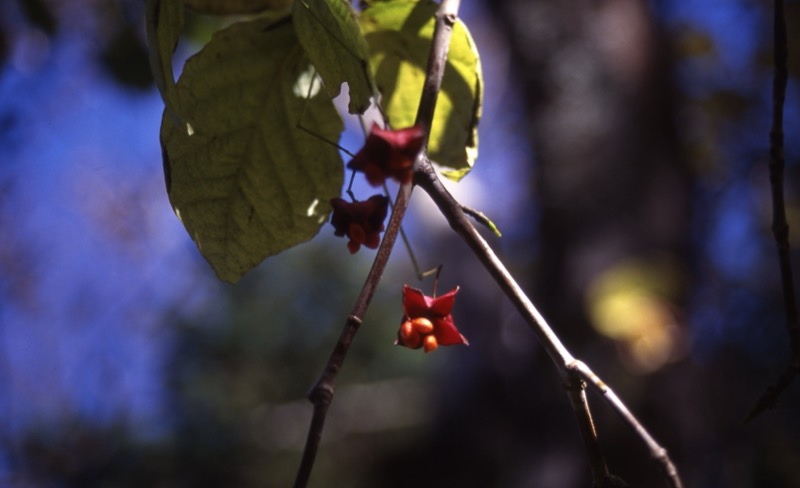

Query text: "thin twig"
[564, 375, 611, 484]
[414, 159, 683, 488]
[747, 0, 800, 424]
[293, 1, 461, 486]
[569, 361, 683, 487]
[293, 182, 412, 488]
[414, 0, 459, 136]
[384, 183, 429, 279]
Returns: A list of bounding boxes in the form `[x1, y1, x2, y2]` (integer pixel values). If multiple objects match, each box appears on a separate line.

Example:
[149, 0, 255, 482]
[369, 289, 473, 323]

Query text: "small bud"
[411, 317, 434, 335]
[329, 196, 389, 254]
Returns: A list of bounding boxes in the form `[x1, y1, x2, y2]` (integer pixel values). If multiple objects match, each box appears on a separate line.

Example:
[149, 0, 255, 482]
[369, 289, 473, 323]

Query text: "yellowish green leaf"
[293, 0, 374, 114]
[161, 17, 345, 283]
[359, 0, 482, 180]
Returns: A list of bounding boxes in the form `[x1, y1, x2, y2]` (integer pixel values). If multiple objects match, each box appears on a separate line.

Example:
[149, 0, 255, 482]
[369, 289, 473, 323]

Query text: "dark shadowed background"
[1, 0, 799, 486]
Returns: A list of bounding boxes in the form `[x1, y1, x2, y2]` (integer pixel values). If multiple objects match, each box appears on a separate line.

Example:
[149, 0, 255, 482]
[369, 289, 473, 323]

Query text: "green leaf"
[161, 17, 345, 283]
[292, 0, 374, 114]
[359, 0, 482, 181]
[146, 0, 185, 123]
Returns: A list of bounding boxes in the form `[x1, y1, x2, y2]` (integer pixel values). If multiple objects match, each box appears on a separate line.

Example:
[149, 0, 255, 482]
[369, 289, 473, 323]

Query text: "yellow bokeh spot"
[587, 258, 684, 373]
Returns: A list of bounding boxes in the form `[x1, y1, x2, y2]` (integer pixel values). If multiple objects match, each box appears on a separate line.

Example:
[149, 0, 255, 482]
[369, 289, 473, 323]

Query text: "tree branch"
[747, 0, 800, 424]
[415, 160, 683, 488]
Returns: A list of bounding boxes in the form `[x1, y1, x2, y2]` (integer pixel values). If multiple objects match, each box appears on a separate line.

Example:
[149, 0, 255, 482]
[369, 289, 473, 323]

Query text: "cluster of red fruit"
[327, 123, 424, 254]
[396, 285, 469, 353]
[326, 124, 468, 353]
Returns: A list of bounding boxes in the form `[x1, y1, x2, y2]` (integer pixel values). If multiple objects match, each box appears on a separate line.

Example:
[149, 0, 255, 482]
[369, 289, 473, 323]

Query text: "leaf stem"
[383, 184, 426, 279]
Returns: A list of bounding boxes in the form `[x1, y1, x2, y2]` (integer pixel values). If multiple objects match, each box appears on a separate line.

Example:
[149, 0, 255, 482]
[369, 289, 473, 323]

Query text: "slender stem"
[384, 183, 426, 279]
[294, 183, 412, 488]
[570, 361, 683, 488]
[414, 0, 460, 135]
[768, 0, 797, 351]
[564, 376, 610, 483]
[747, 0, 800, 424]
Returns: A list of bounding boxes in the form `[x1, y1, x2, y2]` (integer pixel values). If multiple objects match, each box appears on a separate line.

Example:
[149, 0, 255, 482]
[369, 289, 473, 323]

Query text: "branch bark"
[746, 0, 800, 424]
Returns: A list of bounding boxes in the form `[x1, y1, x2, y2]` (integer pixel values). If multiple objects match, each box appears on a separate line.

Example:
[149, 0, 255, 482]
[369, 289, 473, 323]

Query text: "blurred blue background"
[0, 0, 798, 486]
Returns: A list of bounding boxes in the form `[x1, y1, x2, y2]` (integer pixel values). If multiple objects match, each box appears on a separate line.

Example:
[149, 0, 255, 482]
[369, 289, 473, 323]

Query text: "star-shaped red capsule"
[396, 285, 469, 353]
[329, 194, 390, 254]
[347, 123, 425, 186]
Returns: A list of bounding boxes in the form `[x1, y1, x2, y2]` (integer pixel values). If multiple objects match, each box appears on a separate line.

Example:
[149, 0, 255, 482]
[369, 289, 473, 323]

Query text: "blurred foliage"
[19, 0, 57, 36]
[7, 238, 437, 486]
[101, 24, 152, 90]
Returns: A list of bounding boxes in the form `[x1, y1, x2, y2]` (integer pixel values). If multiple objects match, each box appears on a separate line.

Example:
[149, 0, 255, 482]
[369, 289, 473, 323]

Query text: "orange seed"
[411, 317, 434, 335]
[423, 334, 438, 353]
